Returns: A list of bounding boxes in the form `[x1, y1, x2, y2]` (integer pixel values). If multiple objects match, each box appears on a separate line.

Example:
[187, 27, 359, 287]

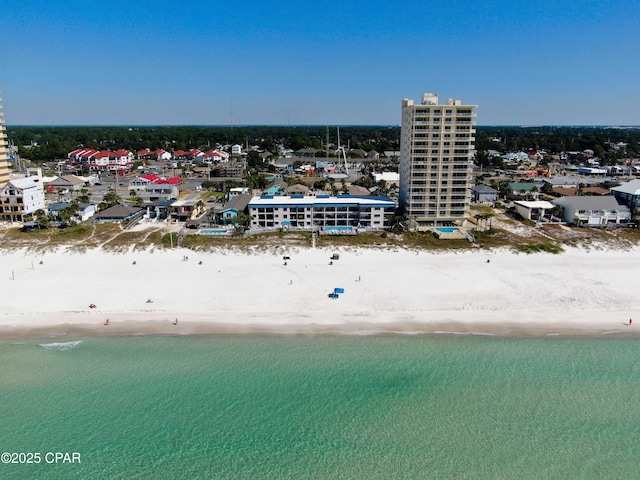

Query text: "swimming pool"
[199, 229, 231, 235]
[324, 226, 353, 232]
[434, 227, 460, 233]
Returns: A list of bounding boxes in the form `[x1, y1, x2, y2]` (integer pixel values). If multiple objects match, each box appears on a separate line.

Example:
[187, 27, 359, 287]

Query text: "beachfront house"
[94, 205, 144, 223]
[146, 199, 174, 220]
[248, 194, 396, 232]
[610, 179, 640, 210]
[0, 177, 46, 222]
[215, 194, 252, 225]
[513, 200, 555, 222]
[551, 196, 630, 226]
[171, 199, 205, 222]
[48, 202, 97, 222]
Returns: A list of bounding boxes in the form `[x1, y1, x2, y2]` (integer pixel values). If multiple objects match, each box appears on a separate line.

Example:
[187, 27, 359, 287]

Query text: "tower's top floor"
[402, 93, 476, 108]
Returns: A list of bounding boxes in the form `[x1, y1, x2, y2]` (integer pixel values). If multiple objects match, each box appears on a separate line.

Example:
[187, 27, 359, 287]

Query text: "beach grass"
[513, 242, 564, 254]
[2, 216, 640, 253]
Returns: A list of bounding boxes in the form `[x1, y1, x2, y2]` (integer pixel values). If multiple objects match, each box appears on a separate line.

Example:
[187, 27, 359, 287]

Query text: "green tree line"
[6, 125, 639, 163]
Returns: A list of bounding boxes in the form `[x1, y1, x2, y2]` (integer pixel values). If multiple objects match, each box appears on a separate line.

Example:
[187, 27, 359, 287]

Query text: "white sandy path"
[0, 245, 639, 335]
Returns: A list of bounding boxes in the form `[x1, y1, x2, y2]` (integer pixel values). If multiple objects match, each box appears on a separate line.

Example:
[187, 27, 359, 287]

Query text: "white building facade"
[248, 195, 396, 231]
[399, 92, 477, 228]
[0, 97, 11, 189]
[0, 177, 46, 222]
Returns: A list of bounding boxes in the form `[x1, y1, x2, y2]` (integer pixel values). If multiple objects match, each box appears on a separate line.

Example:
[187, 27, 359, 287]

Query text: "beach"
[1, 243, 639, 339]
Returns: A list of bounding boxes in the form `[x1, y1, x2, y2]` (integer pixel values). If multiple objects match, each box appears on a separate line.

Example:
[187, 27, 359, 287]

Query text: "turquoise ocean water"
[1, 334, 639, 479]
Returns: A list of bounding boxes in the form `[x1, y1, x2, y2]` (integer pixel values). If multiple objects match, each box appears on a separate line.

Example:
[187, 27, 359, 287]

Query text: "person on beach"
[105, 319, 110, 326]
[173, 318, 178, 325]
[629, 318, 633, 326]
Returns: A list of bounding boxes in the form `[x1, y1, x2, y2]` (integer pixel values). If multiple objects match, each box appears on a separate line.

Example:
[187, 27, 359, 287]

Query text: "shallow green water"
[1, 335, 639, 479]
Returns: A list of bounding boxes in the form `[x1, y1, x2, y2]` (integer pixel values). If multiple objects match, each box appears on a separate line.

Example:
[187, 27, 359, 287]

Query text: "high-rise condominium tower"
[0, 96, 10, 188]
[399, 92, 477, 229]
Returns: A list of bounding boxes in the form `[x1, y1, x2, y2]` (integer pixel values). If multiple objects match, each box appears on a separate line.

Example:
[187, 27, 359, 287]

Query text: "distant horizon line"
[5, 123, 640, 129]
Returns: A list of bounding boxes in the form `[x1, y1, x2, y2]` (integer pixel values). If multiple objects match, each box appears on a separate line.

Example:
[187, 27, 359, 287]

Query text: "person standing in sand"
[629, 318, 633, 326]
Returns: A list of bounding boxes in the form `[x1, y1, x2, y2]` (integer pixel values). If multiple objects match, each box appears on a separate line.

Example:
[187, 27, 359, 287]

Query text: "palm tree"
[76, 188, 90, 204]
[103, 191, 121, 208]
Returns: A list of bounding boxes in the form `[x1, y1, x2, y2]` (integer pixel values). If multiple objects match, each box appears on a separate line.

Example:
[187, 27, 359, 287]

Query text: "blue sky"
[1, 0, 639, 125]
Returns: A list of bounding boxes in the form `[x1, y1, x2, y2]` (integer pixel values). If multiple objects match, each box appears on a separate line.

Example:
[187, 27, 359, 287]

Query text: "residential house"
[552, 187, 578, 197]
[153, 149, 172, 161]
[228, 187, 249, 200]
[265, 179, 288, 196]
[231, 144, 242, 155]
[295, 148, 318, 158]
[129, 174, 159, 191]
[610, 179, 640, 210]
[202, 149, 229, 163]
[48, 202, 97, 222]
[582, 186, 610, 196]
[287, 184, 310, 195]
[513, 200, 555, 222]
[44, 175, 86, 192]
[350, 149, 368, 158]
[502, 152, 529, 165]
[552, 196, 630, 225]
[506, 182, 539, 200]
[140, 184, 179, 202]
[542, 176, 584, 190]
[216, 194, 251, 225]
[471, 184, 499, 203]
[0, 177, 46, 222]
[145, 199, 174, 220]
[373, 172, 400, 186]
[348, 185, 370, 196]
[94, 205, 143, 223]
[171, 199, 205, 221]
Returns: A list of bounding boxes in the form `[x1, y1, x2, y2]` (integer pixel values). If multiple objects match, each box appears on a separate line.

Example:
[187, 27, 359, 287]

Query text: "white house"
[552, 196, 630, 226]
[513, 200, 555, 222]
[373, 172, 400, 185]
[0, 177, 46, 222]
[231, 144, 243, 155]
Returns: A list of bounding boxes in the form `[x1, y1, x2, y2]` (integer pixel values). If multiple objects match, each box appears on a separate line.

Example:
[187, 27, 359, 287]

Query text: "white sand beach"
[1, 244, 639, 338]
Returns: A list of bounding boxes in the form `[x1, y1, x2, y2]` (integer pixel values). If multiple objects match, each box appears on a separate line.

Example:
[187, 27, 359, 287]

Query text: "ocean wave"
[38, 340, 83, 351]
[432, 331, 496, 336]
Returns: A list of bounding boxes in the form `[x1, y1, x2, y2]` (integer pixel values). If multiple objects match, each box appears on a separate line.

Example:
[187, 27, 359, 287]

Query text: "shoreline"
[2, 245, 639, 341]
[1, 312, 638, 340]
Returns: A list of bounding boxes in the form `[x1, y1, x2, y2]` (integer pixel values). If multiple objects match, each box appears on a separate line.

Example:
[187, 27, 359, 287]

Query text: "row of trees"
[8, 125, 401, 163]
[8, 125, 639, 170]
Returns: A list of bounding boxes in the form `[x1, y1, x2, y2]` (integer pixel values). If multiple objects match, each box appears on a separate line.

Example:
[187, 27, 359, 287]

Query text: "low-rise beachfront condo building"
[0, 177, 46, 222]
[0, 97, 11, 189]
[248, 195, 396, 232]
[399, 92, 477, 229]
